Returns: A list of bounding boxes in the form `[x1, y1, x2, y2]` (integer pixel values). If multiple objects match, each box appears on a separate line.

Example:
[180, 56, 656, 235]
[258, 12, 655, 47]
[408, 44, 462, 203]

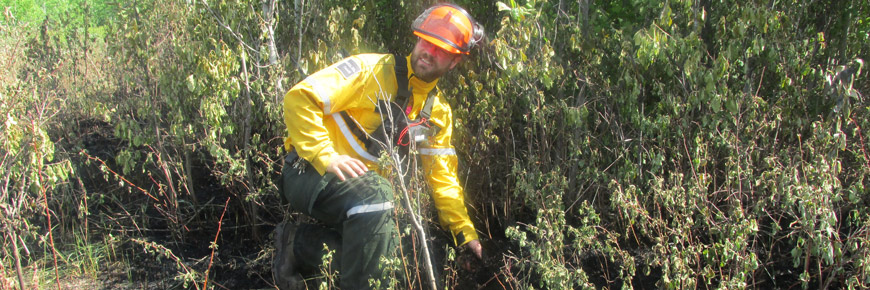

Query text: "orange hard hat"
[412, 3, 484, 55]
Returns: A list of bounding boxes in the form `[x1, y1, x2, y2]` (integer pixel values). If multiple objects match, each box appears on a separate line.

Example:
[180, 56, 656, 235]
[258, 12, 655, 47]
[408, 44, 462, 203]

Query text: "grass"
[0, 227, 155, 290]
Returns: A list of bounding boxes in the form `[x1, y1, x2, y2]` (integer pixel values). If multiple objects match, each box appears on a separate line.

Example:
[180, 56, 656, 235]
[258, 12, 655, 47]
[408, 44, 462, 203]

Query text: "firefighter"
[274, 3, 484, 289]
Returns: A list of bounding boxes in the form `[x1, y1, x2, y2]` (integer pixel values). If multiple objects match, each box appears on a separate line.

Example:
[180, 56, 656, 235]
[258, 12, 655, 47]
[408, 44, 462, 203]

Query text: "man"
[274, 3, 484, 289]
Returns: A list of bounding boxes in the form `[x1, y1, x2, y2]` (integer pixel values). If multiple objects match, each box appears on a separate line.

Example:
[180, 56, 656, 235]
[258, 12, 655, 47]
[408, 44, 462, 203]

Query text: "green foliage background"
[1, 0, 868, 289]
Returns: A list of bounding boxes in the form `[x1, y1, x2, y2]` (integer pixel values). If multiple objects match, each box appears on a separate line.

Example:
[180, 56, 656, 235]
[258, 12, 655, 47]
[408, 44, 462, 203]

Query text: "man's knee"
[340, 173, 397, 235]
[345, 172, 393, 202]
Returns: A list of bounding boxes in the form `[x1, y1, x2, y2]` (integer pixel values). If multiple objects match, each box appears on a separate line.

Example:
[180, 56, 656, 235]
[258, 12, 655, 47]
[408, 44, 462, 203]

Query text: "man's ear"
[448, 55, 463, 70]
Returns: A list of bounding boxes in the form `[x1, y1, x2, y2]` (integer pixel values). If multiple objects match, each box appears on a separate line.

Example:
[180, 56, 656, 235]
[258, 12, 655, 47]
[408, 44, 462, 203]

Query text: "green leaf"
[725, 99, 738, 114]
[186, 74, 196, 92]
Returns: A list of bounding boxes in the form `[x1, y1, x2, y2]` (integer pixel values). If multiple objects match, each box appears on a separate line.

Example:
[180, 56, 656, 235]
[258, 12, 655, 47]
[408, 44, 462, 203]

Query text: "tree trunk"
[240, 43, 259, 240]
[263, 0, 284, 102]
[580, 0, 590, 40]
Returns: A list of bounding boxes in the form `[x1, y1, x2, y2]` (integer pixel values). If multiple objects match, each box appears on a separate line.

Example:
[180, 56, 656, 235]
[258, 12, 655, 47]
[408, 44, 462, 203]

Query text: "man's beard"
[411, 53, 447, 82]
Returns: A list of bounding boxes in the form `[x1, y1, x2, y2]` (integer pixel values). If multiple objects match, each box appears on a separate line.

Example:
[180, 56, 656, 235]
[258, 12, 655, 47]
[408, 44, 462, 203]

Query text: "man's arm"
[418, 97, 481, 257]
[283, 56, 375, 179]
[283, 80, 340, 175]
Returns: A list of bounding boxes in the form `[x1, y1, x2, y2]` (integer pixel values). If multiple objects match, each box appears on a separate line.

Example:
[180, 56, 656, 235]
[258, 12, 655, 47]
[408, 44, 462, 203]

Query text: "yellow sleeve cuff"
[310, 151, 337, 176]
[453, 225, 479, 246]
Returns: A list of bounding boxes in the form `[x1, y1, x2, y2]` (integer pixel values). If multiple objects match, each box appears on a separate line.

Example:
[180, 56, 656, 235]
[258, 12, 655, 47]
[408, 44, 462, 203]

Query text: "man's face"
[410, 38, 461, 82]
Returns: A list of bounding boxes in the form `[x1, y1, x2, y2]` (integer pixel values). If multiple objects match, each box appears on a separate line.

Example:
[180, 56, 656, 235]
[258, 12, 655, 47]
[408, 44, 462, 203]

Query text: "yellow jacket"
[283, 53, 478, 245]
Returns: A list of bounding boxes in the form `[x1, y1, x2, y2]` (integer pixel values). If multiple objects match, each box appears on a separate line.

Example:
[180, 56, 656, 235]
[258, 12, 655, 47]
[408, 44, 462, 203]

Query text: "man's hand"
[326, 155, 368, 181]
[460, 239, 483, 272]
[464, 239, 482, 259]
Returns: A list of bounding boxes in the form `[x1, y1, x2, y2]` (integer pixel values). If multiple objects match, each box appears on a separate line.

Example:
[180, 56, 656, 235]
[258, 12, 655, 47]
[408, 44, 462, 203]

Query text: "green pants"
[281, 152, 398, 289]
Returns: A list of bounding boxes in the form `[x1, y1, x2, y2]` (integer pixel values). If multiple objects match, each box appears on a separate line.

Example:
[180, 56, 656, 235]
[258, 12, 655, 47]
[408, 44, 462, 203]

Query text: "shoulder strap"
[340, 55, 409, 149]
[393, 53, 438, 120]
[340, 111, 370, 145]
[393, 54, 412, 109]
[342, 55, 432, 150]
[419, 91, 436, 120]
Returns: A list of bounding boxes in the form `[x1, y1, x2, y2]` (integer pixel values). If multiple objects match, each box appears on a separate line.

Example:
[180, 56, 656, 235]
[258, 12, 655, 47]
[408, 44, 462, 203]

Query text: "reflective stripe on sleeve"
[346, 202, 394, 217]
[305, 77, 332, 114]
[331, 113, 379, 162]
[419, 148, 456, 155]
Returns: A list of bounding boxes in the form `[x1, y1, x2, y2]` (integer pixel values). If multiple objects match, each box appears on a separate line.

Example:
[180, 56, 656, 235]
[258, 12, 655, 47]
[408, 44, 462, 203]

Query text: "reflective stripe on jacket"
[283, 53, 478, 245]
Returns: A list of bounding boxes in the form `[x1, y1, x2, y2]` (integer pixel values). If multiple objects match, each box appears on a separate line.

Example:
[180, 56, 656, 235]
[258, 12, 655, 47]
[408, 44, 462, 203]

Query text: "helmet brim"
[414, 31, 467, 55]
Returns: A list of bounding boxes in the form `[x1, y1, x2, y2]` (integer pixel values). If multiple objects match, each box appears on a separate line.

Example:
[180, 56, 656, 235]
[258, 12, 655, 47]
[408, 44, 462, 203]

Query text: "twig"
[369, 93, 439, 289]
[2, 149, 27, 290]
[82, 150, 161, 202]
[131, 238, 200, 290]
[850, 117, 870, 169]
[391, 151, 438, 290]
[391, 213, 414, 289]
[10, 230, 25, 290]
[34, 142, 61, 290]
[198, 0, 258, 54]
[203, 196, 231, 290]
